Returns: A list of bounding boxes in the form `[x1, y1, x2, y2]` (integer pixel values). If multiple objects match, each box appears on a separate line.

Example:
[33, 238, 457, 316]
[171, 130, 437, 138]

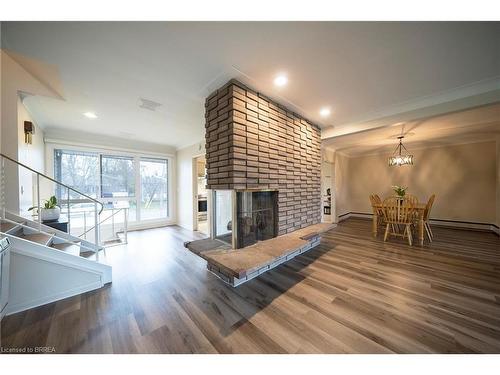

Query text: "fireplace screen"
[213, 190, 233, 244]
[236, 191, 278, 248]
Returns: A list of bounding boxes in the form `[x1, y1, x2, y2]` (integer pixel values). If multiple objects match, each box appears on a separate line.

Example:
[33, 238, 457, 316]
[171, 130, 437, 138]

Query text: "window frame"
[49, 143, 173, 226]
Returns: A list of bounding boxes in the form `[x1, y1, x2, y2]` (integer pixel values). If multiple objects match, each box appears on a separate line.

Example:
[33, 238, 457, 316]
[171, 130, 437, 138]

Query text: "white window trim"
[45, 140, 176, 229]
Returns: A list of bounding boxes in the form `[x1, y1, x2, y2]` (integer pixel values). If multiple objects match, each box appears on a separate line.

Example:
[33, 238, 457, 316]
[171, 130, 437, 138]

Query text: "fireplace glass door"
[236, 191, 278, 248]
[214, 190, 233, 244]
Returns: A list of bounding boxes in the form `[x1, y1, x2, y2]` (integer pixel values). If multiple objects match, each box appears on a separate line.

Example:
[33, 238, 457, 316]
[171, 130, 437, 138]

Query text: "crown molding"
[322, 77, 500, 141]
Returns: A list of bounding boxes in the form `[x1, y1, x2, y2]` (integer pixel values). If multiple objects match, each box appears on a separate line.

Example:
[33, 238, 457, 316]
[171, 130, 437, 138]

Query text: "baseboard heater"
[339, 212, 499, 235]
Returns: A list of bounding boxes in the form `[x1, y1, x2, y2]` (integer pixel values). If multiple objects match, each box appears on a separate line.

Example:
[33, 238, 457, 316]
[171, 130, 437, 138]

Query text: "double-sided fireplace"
[212, 190, 278, 249]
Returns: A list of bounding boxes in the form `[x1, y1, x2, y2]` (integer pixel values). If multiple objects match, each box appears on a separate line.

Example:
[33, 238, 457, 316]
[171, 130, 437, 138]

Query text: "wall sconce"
[24, 121, 34, 144]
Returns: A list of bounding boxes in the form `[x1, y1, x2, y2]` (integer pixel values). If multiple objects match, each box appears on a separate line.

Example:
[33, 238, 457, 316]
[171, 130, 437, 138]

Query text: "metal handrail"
[78, 207, 125, 238]
[0, 152, 103, 215]
[1, 152, 104, 257]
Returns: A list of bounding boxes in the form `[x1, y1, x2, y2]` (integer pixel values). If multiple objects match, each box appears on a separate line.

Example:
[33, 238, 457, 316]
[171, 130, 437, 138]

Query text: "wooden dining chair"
[423, 194, 436, 242]
[405, 194, 420, 225]
[382, 196, 415, 246]
[369, 194, 384, 227]
[405, 194, 419, 207]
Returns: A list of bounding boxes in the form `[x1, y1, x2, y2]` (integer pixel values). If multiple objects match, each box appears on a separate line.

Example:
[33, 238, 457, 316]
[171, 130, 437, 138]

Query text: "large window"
[54, 150, 99, 199]
[101, 155, 135, 198]
[54, 149, 170, 224]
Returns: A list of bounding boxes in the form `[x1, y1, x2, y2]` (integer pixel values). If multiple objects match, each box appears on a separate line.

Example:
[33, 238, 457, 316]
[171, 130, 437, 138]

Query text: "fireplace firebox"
[236, 191, 278, 248]
[212, 190, 278, 249]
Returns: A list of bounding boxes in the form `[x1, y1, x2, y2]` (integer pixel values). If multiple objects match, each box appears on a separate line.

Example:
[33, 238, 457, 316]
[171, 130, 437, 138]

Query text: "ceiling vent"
[139, 97, 162, 111]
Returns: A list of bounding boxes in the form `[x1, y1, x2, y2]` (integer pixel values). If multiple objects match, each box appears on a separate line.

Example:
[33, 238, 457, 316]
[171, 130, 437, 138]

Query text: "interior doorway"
[194, 156, 208, 235]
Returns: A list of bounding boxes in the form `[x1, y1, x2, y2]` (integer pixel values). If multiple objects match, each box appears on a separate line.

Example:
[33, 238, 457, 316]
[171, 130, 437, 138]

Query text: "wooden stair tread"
[79, 250, 97, 258]
[51, 242, 81, 256]
[18, 233, 53, 245]
[0, 222, 18, 232]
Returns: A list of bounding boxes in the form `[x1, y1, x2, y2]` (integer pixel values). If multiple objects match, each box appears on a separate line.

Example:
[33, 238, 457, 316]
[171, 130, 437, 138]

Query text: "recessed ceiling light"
[273, 74, 288, 87]
[83, 112, 97, 119]
[319, 107, 331, 118]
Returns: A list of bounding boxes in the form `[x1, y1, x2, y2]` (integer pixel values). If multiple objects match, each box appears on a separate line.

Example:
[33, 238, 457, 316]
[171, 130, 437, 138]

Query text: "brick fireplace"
[205, 79, 321, 248]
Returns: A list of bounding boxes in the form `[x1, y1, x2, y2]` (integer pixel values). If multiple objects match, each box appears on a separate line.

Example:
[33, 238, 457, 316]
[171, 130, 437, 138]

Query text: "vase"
[40, 207, 61, 222]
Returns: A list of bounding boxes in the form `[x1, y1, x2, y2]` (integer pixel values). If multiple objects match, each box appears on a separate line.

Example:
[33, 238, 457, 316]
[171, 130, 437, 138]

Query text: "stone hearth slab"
[185, 223, 335, 286]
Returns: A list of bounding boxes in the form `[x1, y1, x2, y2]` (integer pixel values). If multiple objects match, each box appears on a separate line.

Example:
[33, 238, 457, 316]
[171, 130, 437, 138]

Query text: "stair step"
[80, 250, 97, 258]
[51, 242, 81, 256]
[18, 233, 54, 245]
[1, 221, 19, 233]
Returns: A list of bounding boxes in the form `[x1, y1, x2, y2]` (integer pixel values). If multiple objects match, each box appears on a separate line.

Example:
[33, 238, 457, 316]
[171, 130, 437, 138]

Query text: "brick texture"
[205, 79, 322, 235]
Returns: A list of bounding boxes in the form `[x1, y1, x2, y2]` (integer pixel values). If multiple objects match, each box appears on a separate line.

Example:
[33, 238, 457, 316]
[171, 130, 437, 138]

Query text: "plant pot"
[40, 207, 61, 222]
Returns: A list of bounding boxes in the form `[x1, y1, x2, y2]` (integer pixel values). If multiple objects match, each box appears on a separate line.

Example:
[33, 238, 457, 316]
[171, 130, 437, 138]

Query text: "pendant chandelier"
[388, 136, 413, 166]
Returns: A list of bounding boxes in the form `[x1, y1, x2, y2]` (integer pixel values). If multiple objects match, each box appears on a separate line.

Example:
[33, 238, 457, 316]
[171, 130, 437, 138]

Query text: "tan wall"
[334, 152, 351, 219]
[342, 141, 497, 224]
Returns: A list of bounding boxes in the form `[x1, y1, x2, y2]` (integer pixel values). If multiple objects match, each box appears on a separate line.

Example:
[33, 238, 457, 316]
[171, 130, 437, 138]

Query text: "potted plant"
[28, 195, 61, 222]
[392, 185, 407, 198]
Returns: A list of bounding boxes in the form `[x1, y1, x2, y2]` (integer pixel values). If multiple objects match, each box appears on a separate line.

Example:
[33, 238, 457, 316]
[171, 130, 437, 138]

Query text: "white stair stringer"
[2, 233, 112, 315]
[1, 211, 112, 316]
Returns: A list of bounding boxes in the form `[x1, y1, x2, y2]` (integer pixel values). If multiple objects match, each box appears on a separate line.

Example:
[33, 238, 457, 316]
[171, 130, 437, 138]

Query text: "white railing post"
[37, 174, 41, 232]
[94, 202, 99, 260]
[111, 208, 115, 239]
[83, 211, 87, 240]
[67, 189, 71, 234]
[124, 208, 128, 244]
[1, 156, 5, 220]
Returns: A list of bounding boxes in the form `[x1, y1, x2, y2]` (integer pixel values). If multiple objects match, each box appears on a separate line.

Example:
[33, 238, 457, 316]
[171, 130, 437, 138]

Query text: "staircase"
[0, 153, 112, 316]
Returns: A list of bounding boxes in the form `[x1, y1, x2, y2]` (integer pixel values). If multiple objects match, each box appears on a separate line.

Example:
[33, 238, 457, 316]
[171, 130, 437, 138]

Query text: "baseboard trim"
[338, 212, 499, 235]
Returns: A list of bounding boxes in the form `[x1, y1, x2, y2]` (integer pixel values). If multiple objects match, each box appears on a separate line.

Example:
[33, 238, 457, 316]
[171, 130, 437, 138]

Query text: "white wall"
[1, 50, 58, 213]
[17, 96, 45, 214]
[0, 23, 2, 157]
[176, 142, 205, 230]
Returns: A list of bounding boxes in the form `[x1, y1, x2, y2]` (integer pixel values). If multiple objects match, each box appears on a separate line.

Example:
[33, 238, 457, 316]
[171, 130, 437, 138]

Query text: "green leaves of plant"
[28, 195, 58, 211]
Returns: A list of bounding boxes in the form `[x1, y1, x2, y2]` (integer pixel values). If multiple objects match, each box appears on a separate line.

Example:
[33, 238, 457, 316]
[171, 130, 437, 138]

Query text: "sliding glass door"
[140, 158, 168, 221]
[100, 154, 136, 222]
[54, 149, 170, 225]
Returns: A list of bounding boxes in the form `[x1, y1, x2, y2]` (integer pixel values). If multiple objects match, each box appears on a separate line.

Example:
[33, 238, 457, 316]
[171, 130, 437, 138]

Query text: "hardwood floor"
[1, 218, 500, 353]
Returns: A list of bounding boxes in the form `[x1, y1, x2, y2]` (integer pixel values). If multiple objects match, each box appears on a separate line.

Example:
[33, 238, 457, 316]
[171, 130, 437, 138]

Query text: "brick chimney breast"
[205, 79, 322, 235]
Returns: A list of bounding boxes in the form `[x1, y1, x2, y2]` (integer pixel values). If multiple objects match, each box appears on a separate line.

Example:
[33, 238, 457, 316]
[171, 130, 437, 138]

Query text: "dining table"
[371, 202, 427, 246]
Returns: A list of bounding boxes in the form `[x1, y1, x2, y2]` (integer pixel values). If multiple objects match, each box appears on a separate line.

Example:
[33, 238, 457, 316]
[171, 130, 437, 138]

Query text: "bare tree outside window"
[101, 155, 135, 198]
[140, 158, 168, 220]
[54, 149, 169, 222]
[54, 150, 99, 199]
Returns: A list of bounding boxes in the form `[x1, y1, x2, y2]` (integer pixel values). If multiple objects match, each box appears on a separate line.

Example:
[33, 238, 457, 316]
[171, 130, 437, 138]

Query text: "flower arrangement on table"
[392, 185, 408, 198]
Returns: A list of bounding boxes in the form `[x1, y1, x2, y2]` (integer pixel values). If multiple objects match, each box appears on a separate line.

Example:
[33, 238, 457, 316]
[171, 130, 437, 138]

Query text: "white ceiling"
[2, 22, 500, 149]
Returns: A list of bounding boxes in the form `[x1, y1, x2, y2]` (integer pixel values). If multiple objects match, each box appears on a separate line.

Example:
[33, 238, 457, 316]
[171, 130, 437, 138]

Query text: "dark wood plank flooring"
[1, 218, 499, 353]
